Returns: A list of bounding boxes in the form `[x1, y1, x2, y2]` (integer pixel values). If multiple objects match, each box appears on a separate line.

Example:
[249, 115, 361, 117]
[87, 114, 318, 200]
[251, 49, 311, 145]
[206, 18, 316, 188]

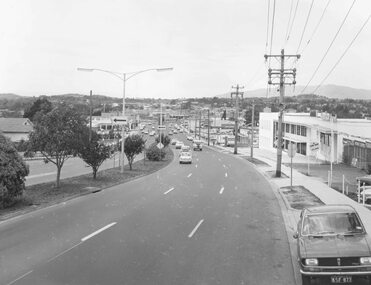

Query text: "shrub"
[146, 143, 166, 161]
[0, 133, 29, 208]
[155, 133, 171, 147]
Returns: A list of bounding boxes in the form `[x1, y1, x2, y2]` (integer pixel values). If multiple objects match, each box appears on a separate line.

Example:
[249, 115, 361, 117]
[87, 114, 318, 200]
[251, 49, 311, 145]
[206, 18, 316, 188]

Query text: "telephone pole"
[250, 102, 255, 159]
[264, 49, 300, 177]
[231, 85, 244, 155]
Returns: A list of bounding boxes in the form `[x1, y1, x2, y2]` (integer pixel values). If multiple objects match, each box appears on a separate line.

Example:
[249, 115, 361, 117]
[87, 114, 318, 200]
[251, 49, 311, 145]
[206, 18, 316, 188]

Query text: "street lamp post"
[77, 67, 173, 173]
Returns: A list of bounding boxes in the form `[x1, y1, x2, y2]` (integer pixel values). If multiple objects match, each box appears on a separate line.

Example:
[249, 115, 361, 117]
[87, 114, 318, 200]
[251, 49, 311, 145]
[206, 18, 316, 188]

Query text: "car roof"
[304, 204, 357, 215]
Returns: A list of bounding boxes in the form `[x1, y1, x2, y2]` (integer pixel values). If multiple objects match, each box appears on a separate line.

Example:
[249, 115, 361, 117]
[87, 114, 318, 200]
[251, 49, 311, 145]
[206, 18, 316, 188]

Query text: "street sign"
[157, 143, 164, 149]
[158, 126, 166, 130]
[113, 118, 127, 123]
[310, 142, 319, 151]
[288, 142, 297, 158]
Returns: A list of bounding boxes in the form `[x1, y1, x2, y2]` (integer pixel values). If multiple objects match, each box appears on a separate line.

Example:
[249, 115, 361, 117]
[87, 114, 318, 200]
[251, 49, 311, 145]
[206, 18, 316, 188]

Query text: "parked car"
[294, 205, 371, 285]
[179, 152, 192, 164]
[193, 140, 203, 151]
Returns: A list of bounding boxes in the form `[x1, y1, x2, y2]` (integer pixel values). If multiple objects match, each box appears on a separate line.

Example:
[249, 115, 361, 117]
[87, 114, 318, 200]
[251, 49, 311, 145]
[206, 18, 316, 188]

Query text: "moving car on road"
[179, 151, 192, 164]
[187, 136, 194, 141]
[181, 145, 191, 153]
[193, 140, 203, 151]
[175, 141, 184, 149]
[294, 205, 371, 285]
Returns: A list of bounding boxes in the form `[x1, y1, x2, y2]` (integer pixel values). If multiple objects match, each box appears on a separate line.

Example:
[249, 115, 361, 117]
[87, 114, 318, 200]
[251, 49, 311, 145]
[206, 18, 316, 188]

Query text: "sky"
[0, 0, 370, 99]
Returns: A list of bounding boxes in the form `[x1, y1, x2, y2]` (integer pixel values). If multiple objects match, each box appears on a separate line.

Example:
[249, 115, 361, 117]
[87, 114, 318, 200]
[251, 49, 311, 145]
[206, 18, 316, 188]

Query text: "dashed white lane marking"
[6, 270, 33, 285]
[187, 173, 192, 178]
[81, 222, 117, 242]
[218, 158, 221, 161]
[225, 172, 228, 177]
[47, 241, 83, 263]
[196, 158, 199, 162]
[222, 164, 226, 168]
[219, 186, 225, 194]
[188, 219, 204, 238]
[195, 164, 198, 168]
[164, 187, 175, 195]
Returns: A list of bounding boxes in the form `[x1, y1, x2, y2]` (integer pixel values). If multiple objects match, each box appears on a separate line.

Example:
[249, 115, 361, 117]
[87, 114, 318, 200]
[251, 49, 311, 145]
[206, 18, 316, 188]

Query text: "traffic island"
[0, 147, 174, 221]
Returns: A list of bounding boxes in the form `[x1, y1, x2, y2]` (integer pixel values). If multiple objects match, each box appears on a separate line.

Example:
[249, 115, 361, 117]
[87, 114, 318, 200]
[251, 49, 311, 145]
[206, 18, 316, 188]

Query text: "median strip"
[188, 219, 204, 238]
[81, 222, 116, 242]
[164, 187, 174, 195]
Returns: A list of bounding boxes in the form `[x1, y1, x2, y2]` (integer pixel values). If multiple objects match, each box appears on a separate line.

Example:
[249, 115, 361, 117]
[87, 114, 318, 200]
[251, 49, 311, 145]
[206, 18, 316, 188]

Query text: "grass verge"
[0, 147, 174, 220]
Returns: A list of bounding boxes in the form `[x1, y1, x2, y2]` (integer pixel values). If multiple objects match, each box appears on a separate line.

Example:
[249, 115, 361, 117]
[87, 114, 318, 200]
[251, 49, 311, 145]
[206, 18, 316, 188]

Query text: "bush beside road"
[0, 146, 173, 221]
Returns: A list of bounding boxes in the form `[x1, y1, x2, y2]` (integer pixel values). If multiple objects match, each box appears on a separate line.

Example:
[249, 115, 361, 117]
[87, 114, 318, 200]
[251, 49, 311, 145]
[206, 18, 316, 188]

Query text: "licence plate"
[331, 276, 352, 283]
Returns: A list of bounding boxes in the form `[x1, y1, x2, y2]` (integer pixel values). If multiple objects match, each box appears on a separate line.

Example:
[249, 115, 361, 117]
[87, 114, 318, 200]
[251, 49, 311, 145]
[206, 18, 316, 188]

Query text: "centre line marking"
[188, 219, 204, 238]
[225, 172, 228, 177]
[81, 222, 116, 242]
[222, 164, 226, 168]
[219, 186, 225, 194]
[164, 187, 174, 195]
[187, 173, 192, 178]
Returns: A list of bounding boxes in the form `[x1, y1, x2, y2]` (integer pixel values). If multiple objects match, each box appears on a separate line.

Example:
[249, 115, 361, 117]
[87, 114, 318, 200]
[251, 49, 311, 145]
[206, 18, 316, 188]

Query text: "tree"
[28, 104, 86, 187]
[124, 134, 146, 170]
[76, 128, 111, 179]
[155, 133, 171, 147]
[0, 133, 29, 208]
[24, 97, 52, 122]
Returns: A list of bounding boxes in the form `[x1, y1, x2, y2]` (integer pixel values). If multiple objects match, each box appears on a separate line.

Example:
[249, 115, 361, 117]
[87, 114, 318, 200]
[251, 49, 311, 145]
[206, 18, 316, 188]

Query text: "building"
[0, 118, 34, 142]
[259, 111, 371, 170]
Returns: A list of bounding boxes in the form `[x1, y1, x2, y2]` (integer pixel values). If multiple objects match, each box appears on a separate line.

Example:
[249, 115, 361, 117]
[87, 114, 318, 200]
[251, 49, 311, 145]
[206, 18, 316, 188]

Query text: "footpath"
[204, 142, 371, 285]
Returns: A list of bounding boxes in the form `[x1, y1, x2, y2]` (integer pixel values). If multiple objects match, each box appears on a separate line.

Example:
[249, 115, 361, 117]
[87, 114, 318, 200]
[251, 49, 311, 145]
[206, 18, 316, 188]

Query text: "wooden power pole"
[264, 49, 300, 177]
[231, 85, 244, 155]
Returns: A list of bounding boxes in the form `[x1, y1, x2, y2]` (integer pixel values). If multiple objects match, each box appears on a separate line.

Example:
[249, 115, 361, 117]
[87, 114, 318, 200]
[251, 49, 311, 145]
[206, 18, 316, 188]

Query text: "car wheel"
[301, 275, 311, 285]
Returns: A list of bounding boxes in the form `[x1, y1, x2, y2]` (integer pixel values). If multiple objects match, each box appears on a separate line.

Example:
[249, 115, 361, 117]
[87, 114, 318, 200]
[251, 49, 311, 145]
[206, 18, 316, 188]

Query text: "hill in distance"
[217, 84, 371, 100]
[0, 93, 23, 100]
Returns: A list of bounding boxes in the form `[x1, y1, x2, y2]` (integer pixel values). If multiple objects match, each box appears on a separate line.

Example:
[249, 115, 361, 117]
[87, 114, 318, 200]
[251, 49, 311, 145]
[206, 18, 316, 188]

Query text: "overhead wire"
[296, 0, 315, 54]
[284, 0, 295, 47]
[312, 13, 371, 94]
[300, 0, 332, 55]
[268, 0, 277, 67]
[285, 0, 300, 46]
[265, 0, 271, 54]
[300, 0, 356, 94]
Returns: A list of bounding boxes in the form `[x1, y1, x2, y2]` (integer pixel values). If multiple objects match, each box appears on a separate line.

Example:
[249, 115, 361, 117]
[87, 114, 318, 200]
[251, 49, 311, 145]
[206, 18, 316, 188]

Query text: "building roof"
[0, 118, 34, 133]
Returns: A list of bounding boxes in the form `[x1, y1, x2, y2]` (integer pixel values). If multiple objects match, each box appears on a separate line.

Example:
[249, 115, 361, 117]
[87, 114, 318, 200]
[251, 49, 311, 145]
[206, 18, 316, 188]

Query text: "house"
[0, 118, 34, 142]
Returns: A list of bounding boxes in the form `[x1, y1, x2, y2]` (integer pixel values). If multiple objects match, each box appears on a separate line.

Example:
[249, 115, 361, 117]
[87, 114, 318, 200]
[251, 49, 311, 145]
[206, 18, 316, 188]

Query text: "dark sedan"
[294, 205, 371, 284]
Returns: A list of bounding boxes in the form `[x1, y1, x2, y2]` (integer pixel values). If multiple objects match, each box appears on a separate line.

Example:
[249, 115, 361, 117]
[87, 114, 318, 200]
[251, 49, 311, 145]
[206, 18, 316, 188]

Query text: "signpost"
[158, 126, 166, 130]
[113, 118, 127, 123]
[157, 142, 164, 149]
[288, 142, 297, 190]
[308, 142, 320, 176]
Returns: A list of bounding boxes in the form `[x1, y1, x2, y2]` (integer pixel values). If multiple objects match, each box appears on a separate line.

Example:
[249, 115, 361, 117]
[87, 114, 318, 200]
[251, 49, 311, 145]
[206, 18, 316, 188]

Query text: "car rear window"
[302, 212, 364, 235]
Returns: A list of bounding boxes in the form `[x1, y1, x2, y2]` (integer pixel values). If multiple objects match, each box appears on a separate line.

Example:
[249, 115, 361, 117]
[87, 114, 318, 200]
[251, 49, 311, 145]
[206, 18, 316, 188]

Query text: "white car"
[193, 140, 203, 151]
[171, 139, 178, 145]
[187, 136, 194, 141]
[181, 145, 191, 152]
[179, 152, 192, 164]
[175, 141, 184, 149]
[149, 131, 155, 136]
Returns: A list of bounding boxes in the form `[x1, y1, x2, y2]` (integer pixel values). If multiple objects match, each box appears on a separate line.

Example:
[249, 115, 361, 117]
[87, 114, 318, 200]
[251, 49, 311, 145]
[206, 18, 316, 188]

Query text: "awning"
[283, 136, 307, 143]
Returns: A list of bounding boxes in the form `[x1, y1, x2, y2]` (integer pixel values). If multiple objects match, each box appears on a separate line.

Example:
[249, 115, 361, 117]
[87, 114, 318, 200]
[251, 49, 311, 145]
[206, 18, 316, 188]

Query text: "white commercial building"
[259, 111, 371, 170]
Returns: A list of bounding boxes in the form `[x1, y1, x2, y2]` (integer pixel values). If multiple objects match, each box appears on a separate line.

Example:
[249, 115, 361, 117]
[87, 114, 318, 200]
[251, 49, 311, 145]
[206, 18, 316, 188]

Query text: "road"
[1, 133, 295, 285]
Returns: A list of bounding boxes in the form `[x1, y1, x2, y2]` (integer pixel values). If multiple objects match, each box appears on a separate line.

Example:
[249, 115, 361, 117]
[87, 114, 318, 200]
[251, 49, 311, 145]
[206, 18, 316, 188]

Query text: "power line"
[285, 0, 300, 46]
[284, 0, 295, 46]
[301, 0, 332, 55]
[312, 13, 371, 94]
[265, 0, 271, 54]
[296, 0, 315, 53]
[268, 0, 277, 67]
[300, 0, 356, 94]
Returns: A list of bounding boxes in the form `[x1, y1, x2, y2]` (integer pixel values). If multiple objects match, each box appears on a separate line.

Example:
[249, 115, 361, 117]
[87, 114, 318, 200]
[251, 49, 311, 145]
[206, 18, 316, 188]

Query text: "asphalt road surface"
[1, 133, 295, 285]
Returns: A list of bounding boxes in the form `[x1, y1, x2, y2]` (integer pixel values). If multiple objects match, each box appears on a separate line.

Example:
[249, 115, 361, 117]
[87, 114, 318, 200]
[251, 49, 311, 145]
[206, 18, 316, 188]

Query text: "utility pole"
[207, 109, 210, 146]
[194, 115, 197, 139]
[231, 85, 244, 155]
[250, 102, 255, 159]
[89, 90, 92, 143]
[264, 49, 300, 177]
[199, 110, 201, 139]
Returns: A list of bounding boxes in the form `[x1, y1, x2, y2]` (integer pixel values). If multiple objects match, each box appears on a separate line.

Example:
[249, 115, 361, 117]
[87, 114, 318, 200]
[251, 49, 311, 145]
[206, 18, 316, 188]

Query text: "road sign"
[158, 125, 166, 130]
[157, 143, 164, 149]
[288, 142, 297, 158]
[113, 118, 127, 123]
[310, 142, 319, 151]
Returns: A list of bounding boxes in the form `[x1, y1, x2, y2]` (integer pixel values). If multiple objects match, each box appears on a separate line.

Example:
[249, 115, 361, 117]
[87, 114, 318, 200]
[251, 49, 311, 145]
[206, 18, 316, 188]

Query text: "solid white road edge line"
[188, 219, 204, 238]
[164, 187, 175, 195]
[219, 187, 225, 194]
[187, 173, 192, 178]
[81, 222, 117, 242]
[6, 270, 33, 285]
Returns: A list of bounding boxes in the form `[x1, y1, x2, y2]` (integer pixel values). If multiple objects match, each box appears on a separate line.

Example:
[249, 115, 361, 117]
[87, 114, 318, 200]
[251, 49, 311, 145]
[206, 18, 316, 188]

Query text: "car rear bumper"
[300, 269, 371, 276]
